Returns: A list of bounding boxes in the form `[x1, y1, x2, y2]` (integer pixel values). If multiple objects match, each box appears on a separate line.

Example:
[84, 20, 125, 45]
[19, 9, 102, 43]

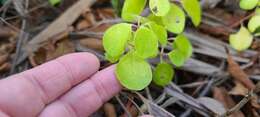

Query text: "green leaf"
[229, 26, 253, 51]
[116, 52, 152, 90]
[168, 50, 186, 67]
[147, 14, 164, 25]
[162, 3, 186, 34]
[153, 63, 174, 87]
[248, 15, 260, 33]
[0, 0, 7, 5]
[173, 34, 193, 59]
[181, 0, 202, 26]
[256, 8, 260, 15]
[121, 0, 147, 22]
[134, 26, 159, 59]
[239, 0, 258, 10]
[147, 22, 168, 46]
[111, 0, 124, 16]
[103, 23, 132, 62]
[149, 0, 170, 16]
[49, 0, 61, 6]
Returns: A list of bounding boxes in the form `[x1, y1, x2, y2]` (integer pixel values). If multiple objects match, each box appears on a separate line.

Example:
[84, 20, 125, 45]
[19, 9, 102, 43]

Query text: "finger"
[140, 115, 154, 117]
[39, 65, 122, 117]
[0, 53, 100, 117]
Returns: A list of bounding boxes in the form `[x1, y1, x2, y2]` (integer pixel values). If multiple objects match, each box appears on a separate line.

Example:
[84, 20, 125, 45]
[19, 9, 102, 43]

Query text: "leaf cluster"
[229, 0, 260, 51]
[103, 0, 201, 90]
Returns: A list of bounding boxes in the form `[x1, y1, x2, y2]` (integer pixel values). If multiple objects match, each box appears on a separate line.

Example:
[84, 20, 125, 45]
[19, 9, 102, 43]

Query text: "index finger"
[0, 53, 100, 117]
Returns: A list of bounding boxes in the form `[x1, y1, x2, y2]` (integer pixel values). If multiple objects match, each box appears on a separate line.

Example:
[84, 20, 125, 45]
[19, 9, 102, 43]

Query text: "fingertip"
[55, 52, 100, 84]
[57, 52, 100, 70]
[90, 65, 122, 102]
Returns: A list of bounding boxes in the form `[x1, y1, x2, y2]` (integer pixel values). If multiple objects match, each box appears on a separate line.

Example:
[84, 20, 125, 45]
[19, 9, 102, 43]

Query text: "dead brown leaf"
[227, 53, 255, 90]
[213, 87, 245, 117]
[79, 38, 104, 51]
[29, 38, 75, 66]
[0, 63, 11, 72]
[0, 54, 9, 65]
[103, 103, 117, 117]
[229, 81, 249, 96]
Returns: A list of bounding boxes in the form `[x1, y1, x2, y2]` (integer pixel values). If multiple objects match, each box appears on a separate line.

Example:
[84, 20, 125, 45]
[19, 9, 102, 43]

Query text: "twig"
[219, 82, 260, 117]
[218, 91, 254, 117]
[26, 0, 96, 54]
[115, 95, 132, 117]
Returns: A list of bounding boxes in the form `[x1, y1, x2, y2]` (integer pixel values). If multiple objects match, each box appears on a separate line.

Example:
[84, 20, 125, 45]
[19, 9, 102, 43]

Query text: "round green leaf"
[153, 63, 174, 87]
[49, 0, 60, 6]
[248, 15, 260, 33]
[116, 52, 152, 90]
[256, 8, 260, 15]
[147, 14, 164, 26]
[173, 34, 193, 59]
[147, 22, 168, 46]
[149, 0, 170, 16]
[239, 0, 258, 10]
[182, 0, 201, 26]
[162, 3, 186, 34]
[168, 50, 186, 67]
[103, 23, 132, 62]
[229, 26, 253, 51]
[121, 0, 147, 22]
[134, 26, 159, 59]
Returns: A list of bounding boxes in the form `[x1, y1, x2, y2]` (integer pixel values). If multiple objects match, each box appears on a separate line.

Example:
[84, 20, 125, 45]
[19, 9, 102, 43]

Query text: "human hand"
[0, 53, 152, 117]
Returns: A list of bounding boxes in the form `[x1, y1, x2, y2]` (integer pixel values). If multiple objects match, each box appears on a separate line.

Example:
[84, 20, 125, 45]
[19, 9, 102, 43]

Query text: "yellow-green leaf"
[121, 0, 147, 22]
[229, 26, 253, 51]
[147, 22, 168, 46]
[168, 50, 186, 67]
[147, 14, 164, 26]
[256, 8, 260, 15]
[153, 63, 174, 87]
[248, 15, 260, 33]
[182, 0, 201, 26]
[116, 52, 152, 90]
[173, 34, 193, 59]
[49, 0, 60, 6]
[134, 26, 159, 59]
[239, 0, 258, 10]
[103, 23, 132, 62]
[162, 3, 186, 34]
[149, 0, 170, 16]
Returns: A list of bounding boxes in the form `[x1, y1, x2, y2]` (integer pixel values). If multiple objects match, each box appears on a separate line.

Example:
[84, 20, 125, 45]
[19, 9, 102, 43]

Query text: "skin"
[0, 53, 152, 117]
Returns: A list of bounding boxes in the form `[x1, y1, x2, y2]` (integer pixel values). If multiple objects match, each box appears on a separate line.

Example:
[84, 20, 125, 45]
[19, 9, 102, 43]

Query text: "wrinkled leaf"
[103, 23, 132, 62]
[162, 3, 186, 34]
[121, 0, 147, 22]
[134, 26, 158, 59]
[248, 15, 260, 33]
[153, 63, 174, 87]
[116, 52, 152, 90]
[149, 0, 170, 16]
[168, 50, 186, 67]
[147, 22, 168, 46]
[173, 34, 193, 59]
[239, 0, 258, 10]
[229, 26, 253, 51]
[49, 0, 61, 6]
[182, 0, 201, 26]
